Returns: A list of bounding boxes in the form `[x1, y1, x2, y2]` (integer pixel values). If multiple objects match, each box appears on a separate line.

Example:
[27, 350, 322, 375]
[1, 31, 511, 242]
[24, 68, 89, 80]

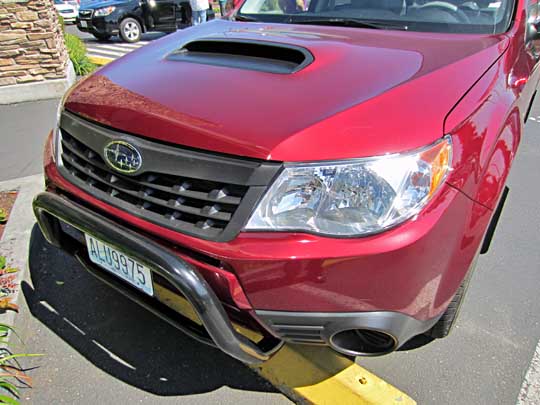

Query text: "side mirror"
[527, 21, 540, 41]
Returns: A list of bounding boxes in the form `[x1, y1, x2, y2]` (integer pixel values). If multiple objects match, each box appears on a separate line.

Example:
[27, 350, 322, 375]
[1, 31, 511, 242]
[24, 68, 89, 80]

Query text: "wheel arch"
[121, 13, 146, 33]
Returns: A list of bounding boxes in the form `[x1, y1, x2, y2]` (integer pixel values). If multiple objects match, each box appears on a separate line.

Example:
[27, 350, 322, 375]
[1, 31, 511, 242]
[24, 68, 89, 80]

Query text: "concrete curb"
[0, 174, 44, 328]
[518, 341, 540, 404]
[88, 55, 112, 66]
[0, 61, 75, 105]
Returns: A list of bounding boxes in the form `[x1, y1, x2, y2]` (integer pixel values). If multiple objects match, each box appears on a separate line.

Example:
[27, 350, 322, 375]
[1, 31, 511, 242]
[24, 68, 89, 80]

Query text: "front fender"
[445, 48, 522, 209]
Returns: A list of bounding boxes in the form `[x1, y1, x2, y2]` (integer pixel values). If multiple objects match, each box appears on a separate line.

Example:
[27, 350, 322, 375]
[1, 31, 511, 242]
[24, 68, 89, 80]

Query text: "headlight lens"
[245, 136, 452, 237]
[94, 6, 115, 16]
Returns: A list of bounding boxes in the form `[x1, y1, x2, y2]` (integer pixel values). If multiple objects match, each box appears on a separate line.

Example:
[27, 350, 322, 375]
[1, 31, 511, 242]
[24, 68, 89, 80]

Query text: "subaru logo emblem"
[103, 141, 142, 174]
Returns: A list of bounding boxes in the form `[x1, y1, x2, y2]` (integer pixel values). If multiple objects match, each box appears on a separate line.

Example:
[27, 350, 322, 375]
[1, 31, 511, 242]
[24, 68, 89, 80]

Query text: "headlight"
[94, 6, 115, 16]
[245, 136, 452, 237]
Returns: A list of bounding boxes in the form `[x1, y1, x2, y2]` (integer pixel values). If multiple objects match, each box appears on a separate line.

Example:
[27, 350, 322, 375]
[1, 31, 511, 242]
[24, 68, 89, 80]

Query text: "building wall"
[0, 0, 68, 87]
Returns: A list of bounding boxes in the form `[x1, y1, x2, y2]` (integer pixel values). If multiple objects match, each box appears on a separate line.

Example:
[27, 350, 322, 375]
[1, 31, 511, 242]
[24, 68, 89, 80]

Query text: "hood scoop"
[166, 39, 314, 74]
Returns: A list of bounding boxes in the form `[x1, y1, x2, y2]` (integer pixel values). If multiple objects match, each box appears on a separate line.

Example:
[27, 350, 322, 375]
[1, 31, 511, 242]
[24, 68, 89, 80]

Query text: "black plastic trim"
[33, 192, 282, 364]
[257, 309, 441, 357]
[525, 91, 537, 123]
[58, 112, 282, 242]
[480, 185, 509, 254]
[167, 38, 314, 74]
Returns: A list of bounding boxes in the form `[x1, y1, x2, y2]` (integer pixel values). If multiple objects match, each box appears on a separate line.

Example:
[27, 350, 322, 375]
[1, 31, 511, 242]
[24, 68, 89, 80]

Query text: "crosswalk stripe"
[83, 39, 152, 63]
[86, 48, 125, 57]
[116, 43, 145, 49]
[94, 44, 137, 52]
[120, 43, 146, 49]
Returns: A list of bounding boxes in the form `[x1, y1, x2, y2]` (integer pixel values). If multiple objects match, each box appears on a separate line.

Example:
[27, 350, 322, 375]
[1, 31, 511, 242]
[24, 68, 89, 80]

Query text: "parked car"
[54, 0, 79, 24]
[35, 0, 539, 363]
[76, 0, 215, 42]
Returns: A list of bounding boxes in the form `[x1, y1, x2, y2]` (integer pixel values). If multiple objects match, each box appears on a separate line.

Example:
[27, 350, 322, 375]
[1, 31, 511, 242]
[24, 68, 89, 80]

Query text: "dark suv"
[77, 0, 215, 42]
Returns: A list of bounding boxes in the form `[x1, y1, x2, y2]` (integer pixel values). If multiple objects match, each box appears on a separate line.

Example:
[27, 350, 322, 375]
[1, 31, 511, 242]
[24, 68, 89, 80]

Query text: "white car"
[54, 0, 79, 23]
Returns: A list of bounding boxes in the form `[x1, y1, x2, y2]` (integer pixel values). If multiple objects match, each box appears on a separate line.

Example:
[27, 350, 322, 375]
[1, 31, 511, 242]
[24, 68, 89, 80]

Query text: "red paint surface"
[66, 21, 508, 161]
[45, 0, 539, 321]
[46, 157, 490, 320]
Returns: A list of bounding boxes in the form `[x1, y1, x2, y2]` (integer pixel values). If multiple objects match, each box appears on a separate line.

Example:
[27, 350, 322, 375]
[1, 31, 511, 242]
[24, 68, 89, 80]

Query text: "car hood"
[55, 3, 75, 10]
[80, 0, 128, 10]
[66, 20, 509, 161]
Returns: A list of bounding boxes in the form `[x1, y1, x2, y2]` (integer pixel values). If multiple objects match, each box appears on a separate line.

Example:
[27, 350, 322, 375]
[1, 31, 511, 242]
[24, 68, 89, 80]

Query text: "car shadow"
[23, 224, 277, 396]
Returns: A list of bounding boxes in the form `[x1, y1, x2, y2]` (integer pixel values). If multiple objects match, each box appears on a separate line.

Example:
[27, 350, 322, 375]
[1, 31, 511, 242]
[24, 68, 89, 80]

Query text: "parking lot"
[65, 24, 166, 63]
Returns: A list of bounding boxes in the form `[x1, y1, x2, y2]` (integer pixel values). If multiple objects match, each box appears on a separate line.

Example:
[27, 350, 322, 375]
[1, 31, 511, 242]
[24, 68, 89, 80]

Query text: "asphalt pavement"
[0, 98, 59, 181]
[65, 24, 166, 62]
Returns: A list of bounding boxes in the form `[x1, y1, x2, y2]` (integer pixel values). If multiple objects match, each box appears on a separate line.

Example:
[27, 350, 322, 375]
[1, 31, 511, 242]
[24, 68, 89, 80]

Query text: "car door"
[513, 0, 540, 121]
[525, 0, 540, 113]
[145, 0, 178, 31]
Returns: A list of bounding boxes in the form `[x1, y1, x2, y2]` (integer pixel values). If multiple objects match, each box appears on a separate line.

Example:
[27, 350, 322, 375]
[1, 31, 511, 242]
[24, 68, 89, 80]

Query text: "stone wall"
[0, 0, 68, 87]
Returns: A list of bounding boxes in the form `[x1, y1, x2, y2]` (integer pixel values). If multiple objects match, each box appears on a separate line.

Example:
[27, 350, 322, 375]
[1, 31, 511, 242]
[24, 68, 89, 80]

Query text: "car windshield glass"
[238, 0, 516, 34]
[54, 0, 64, 4]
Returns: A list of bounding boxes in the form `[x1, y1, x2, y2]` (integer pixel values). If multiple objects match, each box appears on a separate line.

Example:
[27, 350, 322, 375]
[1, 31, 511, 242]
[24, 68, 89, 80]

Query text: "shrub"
[64, 33, 96, 76]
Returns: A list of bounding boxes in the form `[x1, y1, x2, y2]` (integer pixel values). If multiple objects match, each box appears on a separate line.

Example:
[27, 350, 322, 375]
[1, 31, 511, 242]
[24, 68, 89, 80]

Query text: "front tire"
[427, 257, 477, 338]
[119, 18, 142, 43]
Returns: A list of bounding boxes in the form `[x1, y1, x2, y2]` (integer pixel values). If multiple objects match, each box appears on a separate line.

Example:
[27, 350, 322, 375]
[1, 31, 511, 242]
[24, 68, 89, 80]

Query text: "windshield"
[238, 0, 516, 34]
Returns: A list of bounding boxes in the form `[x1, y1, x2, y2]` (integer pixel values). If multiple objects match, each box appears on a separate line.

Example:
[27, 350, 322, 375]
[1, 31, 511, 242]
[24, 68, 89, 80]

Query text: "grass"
[64, 33, 97, 76]
[58, 14, 97, 76]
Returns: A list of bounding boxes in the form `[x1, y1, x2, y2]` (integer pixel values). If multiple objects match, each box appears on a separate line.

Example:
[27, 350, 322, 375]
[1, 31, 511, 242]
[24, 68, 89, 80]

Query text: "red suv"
[34, 0, 539, 363]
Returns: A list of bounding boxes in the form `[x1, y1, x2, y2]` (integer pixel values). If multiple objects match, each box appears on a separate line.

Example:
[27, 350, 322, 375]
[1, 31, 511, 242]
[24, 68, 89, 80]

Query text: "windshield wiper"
[234, 14, 260, 22]
[287, 17, 407, 30]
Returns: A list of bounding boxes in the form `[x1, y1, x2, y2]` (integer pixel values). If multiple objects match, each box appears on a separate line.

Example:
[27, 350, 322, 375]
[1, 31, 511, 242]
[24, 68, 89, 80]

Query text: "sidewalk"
[0, 99, 60, 182]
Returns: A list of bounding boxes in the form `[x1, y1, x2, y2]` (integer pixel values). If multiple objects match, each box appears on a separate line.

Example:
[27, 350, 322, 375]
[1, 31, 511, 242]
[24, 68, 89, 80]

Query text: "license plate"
[80, 20, 88, 28]
[85, 234, 154, 296]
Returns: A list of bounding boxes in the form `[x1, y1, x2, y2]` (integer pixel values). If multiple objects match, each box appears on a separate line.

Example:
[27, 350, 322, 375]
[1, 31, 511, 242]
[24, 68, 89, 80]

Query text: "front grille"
[58, 111, 281, 242]
[79, 9, 92, 18]
[59, 9, 75, 14]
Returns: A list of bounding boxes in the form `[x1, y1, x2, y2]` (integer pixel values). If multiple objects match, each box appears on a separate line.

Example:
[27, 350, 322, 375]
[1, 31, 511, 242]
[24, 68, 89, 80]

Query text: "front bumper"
[77, 15, 119, 36]
[33, 191, 281, 365]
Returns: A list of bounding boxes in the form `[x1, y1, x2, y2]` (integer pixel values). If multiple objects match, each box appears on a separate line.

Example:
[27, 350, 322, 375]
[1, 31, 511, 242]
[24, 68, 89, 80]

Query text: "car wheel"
[426, 256, 477, 339]
[93, 33, 112, 41]
[119, 18, 142, 43]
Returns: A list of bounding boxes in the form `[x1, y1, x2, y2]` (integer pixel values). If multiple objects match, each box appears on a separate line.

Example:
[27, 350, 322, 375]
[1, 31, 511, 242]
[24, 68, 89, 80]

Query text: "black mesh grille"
[57, 112, 281, 242]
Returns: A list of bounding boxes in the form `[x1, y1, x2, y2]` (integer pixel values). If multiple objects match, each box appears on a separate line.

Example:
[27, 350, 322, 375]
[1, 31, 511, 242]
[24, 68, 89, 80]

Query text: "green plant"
[58, 15, 65, 32]
[0, 324, 41, 404]
[0, 210, 5, 224]
[64, 33, 96, 76]
[0, 258, 39, 404]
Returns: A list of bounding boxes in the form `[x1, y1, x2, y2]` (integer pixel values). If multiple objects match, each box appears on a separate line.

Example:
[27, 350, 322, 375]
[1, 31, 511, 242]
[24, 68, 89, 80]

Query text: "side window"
[528, 0, 539, 23]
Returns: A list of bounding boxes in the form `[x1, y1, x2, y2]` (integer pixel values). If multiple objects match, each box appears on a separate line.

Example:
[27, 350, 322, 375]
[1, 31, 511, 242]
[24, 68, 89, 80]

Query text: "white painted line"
[63, 317, 86, 336]
[92, 339, 136, 370]
[86, 48, 125, 57]
[517, 341, 540, 404]
[95, 44, 136, 53]
[121, 43, 146, 49]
